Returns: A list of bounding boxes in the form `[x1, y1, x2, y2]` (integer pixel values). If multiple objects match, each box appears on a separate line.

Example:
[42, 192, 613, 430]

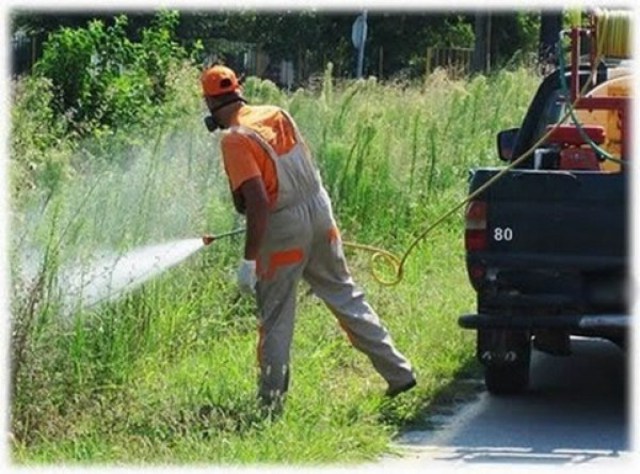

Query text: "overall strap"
[225, 125, 279, 163]
[278, 109, 305, 145]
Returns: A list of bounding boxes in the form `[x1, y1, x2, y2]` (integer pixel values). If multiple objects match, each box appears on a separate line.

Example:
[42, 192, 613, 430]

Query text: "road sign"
[352, 14, 368, 49]
[352, 12, 368, 78]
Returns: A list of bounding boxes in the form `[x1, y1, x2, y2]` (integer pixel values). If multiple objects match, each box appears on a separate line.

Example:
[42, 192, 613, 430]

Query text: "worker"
[200, 64, 416, 412]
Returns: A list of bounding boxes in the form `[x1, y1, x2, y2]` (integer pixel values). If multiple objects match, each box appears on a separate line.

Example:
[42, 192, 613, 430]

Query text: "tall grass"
[9, 64, 540, 465]
[284, 67, 537, 244]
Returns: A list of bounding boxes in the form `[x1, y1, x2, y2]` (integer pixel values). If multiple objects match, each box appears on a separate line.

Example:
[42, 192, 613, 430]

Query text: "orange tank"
[573, 72, 631, 172]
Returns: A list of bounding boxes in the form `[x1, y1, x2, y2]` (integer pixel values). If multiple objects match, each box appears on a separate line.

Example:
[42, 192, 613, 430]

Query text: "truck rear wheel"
[478, 329, 532, 395]
[485, 362, 530, 395]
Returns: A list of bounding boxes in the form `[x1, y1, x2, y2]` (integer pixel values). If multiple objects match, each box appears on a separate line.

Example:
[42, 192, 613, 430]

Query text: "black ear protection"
[203, 95, 248, 133]
[204, 115, 221, 132]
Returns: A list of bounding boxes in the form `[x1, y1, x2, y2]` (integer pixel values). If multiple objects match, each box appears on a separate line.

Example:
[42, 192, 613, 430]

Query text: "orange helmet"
[200, 65, 241, 97]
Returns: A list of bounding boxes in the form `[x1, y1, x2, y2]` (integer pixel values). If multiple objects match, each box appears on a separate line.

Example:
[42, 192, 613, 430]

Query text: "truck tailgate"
[469, 168, 628, 267]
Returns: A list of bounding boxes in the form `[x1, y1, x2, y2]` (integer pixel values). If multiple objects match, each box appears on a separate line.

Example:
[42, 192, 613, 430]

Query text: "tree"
[472, 10, 540, 73]
[472, 12, 491, 73]
[490, 12, 539, 66]
[13, 9, 542, 82]
[539, 11, 563, 70]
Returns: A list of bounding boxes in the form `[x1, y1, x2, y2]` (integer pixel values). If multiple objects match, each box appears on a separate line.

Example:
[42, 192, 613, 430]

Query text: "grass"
[8, 64, 541, 465]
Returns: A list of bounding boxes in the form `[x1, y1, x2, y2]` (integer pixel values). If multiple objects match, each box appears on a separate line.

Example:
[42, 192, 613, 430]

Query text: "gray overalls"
[225, 109, 414, 405]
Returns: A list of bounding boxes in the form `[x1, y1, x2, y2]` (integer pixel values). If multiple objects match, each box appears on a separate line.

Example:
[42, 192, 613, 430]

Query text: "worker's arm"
[237, 176, 269, 260]
[231, 187, 246, 214]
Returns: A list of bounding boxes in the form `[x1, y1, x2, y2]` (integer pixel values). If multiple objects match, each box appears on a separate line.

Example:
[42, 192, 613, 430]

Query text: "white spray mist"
[56, 238, 205, 316]
[12, 117, 239, 320]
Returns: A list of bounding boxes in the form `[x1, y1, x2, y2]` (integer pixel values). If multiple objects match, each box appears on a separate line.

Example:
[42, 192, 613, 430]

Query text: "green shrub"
[9, 75, 73, 198]
[34, 11, 189, 137]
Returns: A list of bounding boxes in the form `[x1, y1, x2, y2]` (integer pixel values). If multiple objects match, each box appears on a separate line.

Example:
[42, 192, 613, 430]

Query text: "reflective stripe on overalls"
[226, 110, 414, 405]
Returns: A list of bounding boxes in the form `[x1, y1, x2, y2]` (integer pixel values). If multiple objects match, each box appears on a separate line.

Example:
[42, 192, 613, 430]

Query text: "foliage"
[33, 11, 189, 136]
[9, 75, 73, 198]
[490, 12, 541, 67]
[15, 10, 545, 82]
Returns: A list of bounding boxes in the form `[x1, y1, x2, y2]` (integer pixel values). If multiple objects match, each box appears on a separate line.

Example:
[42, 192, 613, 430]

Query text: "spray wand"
[202, 228, 245, 246]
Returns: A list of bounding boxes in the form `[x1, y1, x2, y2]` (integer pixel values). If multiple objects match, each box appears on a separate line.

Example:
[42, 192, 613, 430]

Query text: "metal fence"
[425, 46, 474, 78]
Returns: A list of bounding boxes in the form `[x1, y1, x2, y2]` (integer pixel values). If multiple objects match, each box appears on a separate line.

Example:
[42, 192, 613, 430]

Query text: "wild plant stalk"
[10, 271, 46, 405]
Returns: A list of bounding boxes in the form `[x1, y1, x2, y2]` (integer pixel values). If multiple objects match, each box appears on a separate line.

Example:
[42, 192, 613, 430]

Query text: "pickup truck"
[458, 62, 630, 395]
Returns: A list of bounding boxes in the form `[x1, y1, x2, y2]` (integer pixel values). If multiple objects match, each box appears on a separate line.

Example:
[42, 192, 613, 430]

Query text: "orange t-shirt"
[220, 105, 298, 206]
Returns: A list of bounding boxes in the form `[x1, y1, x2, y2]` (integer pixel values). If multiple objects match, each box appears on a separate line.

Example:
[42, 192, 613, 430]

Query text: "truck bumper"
[459, 313, 630, 331]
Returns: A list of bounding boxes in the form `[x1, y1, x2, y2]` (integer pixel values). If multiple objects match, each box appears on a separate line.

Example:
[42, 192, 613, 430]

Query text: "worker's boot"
[385, 375, 417, 398]
[257, 392, 285, 420]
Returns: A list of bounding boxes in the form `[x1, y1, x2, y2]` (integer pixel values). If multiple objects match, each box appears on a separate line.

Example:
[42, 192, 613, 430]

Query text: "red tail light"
[465, 200, 487, 251]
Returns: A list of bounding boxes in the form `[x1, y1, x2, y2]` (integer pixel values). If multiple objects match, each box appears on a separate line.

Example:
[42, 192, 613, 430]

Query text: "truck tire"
[478, 329, 532, 395]
[485, 361, 530, 395]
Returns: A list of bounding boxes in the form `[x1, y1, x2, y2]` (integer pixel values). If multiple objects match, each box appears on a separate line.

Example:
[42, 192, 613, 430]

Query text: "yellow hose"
[343, 60, 602, 287]
[595, 8, 632, 58]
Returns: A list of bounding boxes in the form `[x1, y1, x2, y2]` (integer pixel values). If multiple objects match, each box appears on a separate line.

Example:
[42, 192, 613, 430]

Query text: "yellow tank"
[573, 71, 631, 172]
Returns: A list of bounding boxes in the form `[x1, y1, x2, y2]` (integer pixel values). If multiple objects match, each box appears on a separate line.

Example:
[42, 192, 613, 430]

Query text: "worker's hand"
[237, 259, 257, 295]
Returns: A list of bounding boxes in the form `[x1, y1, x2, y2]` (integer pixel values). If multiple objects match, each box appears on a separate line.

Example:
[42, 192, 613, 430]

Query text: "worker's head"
[200, 64, 246, 131]
[201, 64, 241, 97]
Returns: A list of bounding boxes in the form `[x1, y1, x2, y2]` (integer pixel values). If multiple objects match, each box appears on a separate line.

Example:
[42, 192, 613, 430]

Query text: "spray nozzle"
[202, 228, 245, 247]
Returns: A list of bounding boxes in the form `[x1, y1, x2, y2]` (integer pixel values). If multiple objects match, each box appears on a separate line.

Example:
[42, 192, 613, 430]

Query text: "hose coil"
[594, 9, 632, 59]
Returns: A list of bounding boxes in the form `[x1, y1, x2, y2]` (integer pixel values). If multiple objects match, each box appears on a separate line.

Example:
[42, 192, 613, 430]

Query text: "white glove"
[237, 259, 257, 295]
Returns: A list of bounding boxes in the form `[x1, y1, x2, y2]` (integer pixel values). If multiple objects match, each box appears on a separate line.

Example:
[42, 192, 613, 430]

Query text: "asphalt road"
[367, 337, 634, 471]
